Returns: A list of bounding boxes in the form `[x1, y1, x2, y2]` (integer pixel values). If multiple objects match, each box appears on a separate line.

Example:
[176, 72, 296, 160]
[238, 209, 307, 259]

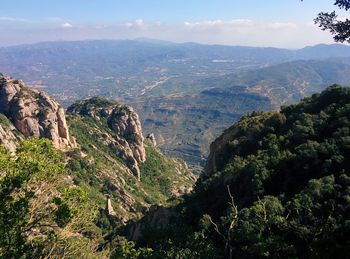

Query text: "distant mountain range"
[0, 40, 349, 104]
[1, 39, 350, 166]
[202, 59, 350, 105]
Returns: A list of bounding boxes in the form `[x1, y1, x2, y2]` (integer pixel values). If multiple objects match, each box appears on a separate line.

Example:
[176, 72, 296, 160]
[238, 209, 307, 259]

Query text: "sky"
[0, 0, 348, 48]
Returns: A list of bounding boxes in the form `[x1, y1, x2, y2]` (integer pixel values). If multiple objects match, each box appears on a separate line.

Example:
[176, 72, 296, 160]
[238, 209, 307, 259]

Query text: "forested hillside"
[1, 79, 350, 258]
[129, 85, 350, 258]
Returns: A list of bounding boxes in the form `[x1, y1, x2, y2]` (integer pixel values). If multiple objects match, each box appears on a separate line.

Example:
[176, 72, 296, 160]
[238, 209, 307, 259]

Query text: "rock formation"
[204, 124, 240, 177]
[67, 97, 146, 180]
[0, 76, 22, 114]
[105, 194, 117, 217]
[0, 121, 23, 153]
[0, 74, 76, 151]
[108, 106, 146, 164]
[127, 205, 178, 243]
[204, 112, 274, 177]
[146, 133, 157, 146]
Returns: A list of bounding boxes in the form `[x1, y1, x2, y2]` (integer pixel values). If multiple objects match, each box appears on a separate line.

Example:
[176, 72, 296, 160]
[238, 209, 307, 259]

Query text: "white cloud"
[183, 19, 297, 31]
[46, 17, 66, 22]
[61, 22, 73, 28]
[135, 19, 145, 27]
[0, 17, 31, 23]
[123, 19, 147, 30]
[184, 19, 254, 28]
[174, 19, 331, 48]
[265, 22, 297, 29]
[0, 18, 336, 48]
[94, 25, 107, 30]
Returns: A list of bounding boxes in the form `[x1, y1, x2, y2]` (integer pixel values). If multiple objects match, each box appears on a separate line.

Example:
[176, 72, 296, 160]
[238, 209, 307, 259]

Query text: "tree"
[313, 0, 350, 43]
[0, 138, 65, 257]
[0, 138, 105, 258]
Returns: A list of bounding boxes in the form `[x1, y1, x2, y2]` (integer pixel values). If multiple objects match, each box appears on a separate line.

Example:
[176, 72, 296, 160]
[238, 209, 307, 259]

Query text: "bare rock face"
[96, 128, 144, 180]
[0, 122, 23, 153]
[0, 76, 22, 114]
[204, 124, 240, 177]
[146, 133, 157, 147]
[67, 97, 146, 180]
[105, 194, 117, 217]
[0, 74, 76, 151]
[108, 106, 146, 164]
[127, 205, 178, 243]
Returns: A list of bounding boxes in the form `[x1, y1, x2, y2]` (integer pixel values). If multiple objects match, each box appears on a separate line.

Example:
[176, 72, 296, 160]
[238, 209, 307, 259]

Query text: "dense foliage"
[0, 138, 159, 258]
[2, 85, 350, 258]
[314, 0, 350, 43]
[137, 85, 350, 258]
[0, 138, 108, 258]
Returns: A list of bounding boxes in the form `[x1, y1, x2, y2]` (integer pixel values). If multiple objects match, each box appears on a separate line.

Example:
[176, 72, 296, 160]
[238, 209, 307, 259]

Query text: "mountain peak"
[68, 97, 146, 180]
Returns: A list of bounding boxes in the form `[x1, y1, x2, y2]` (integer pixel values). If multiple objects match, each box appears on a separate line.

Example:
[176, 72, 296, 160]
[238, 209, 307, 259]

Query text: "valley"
[1, 40, 350, 167]
[1, 0, 350, 257]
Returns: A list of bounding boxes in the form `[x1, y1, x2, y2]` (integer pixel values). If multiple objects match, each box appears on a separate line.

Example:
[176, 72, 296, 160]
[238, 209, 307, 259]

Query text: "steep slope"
[0, 76, 196, 257]
[67, 97, 146, 180]
[0, 113, 23, 152]
[126, 85, 350, 258]
[66, 97, 195, 219]
[0, 75, 195, 221]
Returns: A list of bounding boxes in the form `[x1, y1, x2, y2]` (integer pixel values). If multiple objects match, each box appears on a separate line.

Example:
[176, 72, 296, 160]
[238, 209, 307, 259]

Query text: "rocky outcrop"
[105, 194, 117, 217]
[0, 120, 23, 153]
[204, 124, 240, 177]
[204, 111, 277, 178]
[0, 76, 22, 114]
[108, 106, 146, 164]
[0, 74, 76, 151]
[127, 205, 178, 243]
[146, 133, 157, 146]
[67, 97, 146, 180]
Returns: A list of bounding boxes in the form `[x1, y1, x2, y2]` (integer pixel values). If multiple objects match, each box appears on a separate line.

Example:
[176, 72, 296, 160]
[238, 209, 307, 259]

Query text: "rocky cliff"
[0, 114, 23, 153]
[204, 111, 271, 177]
[204, 124, 240, 177]
[108, 105, 146, 165]
[0, 74, 75, 151]
[67, 97, 146, 180]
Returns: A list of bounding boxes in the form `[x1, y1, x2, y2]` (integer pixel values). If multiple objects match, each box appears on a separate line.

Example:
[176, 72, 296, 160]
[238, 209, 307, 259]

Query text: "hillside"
[66, 97, 195, 216]
[126, 85, 350, 258]
[1, 77, 350, 257]
[0, 75, 195, 258]
[0, 74, 75, 150]
[202, 59, 350, 106]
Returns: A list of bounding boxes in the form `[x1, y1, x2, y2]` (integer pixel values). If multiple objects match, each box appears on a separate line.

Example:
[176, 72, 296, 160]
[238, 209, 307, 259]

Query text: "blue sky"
[0, 0, 347, 47]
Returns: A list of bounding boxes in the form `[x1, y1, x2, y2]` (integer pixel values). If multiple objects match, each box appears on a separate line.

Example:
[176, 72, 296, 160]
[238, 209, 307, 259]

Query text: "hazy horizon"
[0, 0, 348, 48]
[0, 37, 348, 50]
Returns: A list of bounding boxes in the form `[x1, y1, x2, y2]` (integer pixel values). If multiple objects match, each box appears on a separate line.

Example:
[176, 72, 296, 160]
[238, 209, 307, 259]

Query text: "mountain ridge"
[0, 74, 195, 219]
